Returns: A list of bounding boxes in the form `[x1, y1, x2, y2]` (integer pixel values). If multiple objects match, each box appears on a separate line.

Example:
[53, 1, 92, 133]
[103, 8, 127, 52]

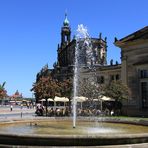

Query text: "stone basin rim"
[0, 117, 148, 146]
[0, 116, 148, 126]
[0, 132, 148, 139]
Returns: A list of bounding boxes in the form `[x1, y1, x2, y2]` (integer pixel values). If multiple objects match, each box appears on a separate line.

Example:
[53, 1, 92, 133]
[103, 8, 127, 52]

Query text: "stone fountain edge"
[0, 117, 147, 146]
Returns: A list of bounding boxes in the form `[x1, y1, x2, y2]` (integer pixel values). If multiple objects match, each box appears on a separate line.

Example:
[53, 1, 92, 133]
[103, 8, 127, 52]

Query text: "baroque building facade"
[115, 26, 148, 116]
[53, 14, 108, 80]
[36, 14, 148, 116]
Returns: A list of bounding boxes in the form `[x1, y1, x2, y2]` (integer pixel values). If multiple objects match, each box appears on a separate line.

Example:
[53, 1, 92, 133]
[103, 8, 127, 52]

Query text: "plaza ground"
[0, 105, 35, 120]
[0, 105, 35, 114]
[0, 105, 147, 148]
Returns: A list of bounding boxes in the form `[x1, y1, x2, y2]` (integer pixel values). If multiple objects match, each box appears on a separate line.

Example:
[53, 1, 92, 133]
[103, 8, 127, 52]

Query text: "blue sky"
[0, 0, 147, 98]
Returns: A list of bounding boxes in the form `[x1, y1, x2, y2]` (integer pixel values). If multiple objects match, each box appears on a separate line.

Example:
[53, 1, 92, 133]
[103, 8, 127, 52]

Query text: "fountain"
[0, 25, 148, 147]
[73, 24, 94, 128]
[0, 117, 148, 146]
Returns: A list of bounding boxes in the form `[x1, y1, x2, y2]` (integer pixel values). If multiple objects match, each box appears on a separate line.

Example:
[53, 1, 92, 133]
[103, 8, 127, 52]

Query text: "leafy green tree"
[102, 80, 131, 115]
[104, 80, 130, 101]
[31, 74, 73, 115]
[59, 78, 73, 99]
[31, 75, 61, 101]
[31, 74, 61, 116]
[78, 79, 103, 107]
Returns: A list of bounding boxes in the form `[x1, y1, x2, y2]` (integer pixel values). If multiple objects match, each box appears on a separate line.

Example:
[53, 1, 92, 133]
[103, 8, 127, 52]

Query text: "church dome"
[63, 13, 69, 26]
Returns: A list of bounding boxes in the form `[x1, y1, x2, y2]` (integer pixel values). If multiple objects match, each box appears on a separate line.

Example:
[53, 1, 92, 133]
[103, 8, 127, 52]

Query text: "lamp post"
[45, 98, 48, 116]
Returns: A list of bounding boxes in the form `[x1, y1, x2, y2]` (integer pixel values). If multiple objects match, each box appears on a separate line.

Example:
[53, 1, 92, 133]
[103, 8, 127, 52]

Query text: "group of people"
[35, 106, 113, 117]
[77, 108, 115, 116]
[35, 100, 123, 117]
[35, 104, 45, 116]
[48, 107, 70, 116]
[35, 104, 70, 116]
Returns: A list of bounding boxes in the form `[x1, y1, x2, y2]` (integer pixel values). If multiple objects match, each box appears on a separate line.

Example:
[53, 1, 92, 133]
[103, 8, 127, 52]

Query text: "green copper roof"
[63, 13, 69, 26]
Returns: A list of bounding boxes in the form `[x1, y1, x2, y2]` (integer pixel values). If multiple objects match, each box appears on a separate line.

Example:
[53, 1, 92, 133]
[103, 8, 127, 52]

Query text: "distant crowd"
[35, 101, 122, 117]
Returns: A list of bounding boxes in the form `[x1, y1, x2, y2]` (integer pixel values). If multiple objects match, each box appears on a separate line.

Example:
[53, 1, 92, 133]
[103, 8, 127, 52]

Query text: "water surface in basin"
[0, 120, 148, 136]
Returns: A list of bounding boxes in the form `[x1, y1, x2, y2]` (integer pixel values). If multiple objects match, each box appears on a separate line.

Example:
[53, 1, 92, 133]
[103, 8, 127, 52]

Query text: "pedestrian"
[21, 104, 23, 109]
[10, 105, 13, 111]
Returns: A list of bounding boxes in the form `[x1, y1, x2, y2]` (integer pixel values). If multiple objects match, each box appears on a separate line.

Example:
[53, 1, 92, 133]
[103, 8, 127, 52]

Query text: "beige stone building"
[80, 26, 148, 116]
[115, 26, 148, 116]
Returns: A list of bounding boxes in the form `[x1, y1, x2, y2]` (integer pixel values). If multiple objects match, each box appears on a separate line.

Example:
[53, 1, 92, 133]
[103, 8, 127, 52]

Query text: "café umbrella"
[75, 96, 88, 102]
[99, 95, 115, 101]
[73, 96, 88, 108]
[47, 98, 54, 102]
[40, 99, 46, 101]
[93, 95, 115, 111]
[54, 96, 69, 107]
[54, 96, 69, 102]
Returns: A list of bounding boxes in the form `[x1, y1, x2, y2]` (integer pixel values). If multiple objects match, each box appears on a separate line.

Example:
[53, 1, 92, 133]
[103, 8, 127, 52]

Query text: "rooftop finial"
[99, 33, 102, 39]
[65, 9, 67, 18]
[63, 10, 69, 26]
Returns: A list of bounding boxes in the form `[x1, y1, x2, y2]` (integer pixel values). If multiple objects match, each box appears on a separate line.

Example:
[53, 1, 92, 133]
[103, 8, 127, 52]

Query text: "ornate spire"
[63, 11, 69, 26]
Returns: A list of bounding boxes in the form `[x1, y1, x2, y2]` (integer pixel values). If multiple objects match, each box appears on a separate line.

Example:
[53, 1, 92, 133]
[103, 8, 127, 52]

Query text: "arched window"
[116, 74, 120, 80]
[100, 76, 104, 84]
[97, 76, 104, 84]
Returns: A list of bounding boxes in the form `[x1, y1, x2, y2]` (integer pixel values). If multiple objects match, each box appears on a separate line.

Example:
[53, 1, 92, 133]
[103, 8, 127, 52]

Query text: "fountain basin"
[0, 117, 148, 146]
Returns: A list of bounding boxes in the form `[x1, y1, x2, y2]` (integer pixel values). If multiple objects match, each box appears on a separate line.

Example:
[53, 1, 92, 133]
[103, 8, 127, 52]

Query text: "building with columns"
[115, 26, 148, 116]
[36, 14, 148, 116]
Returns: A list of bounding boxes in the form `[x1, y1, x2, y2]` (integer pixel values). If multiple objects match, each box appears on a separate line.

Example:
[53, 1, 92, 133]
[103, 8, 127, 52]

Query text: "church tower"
[61, 13, 71, 49]
[57, 13, 72, 68]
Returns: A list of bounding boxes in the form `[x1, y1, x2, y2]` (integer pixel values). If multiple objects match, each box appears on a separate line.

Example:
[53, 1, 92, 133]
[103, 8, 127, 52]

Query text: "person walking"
[21, 104, 23, 109]
[10, 105, 13, 111]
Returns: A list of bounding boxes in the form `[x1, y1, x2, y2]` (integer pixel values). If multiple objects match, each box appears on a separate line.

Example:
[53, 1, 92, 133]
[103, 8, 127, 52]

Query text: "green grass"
[104, 116, 148, 121]
[109, 116, 148, 121]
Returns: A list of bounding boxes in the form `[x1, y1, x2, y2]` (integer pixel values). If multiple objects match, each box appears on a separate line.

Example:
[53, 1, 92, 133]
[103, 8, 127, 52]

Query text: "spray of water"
[73, 24, 95, 128]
